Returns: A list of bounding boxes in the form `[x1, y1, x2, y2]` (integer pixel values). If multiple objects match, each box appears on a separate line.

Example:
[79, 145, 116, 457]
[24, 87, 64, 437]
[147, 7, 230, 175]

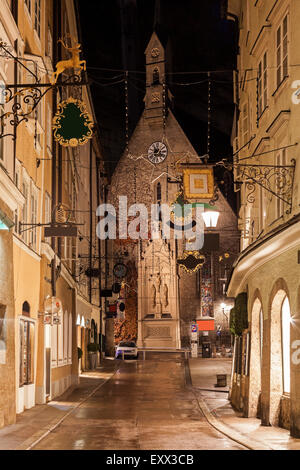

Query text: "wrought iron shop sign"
[218, 159, 296, 212]
[177, 251, 205, 274]
[238, 161, 295, 209]
[53, 97, 93, 147]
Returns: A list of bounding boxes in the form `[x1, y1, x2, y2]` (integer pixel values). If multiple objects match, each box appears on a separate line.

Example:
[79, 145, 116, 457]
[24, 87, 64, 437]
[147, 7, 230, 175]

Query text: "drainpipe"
[51, 0, 60, 296]
[96, 156, 103, 362]
[13, 39, 18, 179]
[89, 139, 93, 303]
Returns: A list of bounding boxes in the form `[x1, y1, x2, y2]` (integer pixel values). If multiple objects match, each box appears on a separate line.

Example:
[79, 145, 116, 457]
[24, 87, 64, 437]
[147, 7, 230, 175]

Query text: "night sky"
[77, 0, 237, 194]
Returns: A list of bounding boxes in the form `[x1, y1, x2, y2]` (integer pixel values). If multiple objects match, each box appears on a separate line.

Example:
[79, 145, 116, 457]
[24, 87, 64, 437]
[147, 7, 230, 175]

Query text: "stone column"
[260, 316, 271, 426]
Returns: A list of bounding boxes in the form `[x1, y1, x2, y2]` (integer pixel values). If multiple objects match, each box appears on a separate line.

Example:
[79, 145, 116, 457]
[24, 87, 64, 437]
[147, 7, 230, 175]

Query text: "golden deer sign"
[51, 39, 86, 85]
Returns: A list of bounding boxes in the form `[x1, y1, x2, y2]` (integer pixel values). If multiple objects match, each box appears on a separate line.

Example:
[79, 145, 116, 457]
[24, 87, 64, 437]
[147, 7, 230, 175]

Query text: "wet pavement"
[189, 357, 300, 450]
[32, 353, 245, 450]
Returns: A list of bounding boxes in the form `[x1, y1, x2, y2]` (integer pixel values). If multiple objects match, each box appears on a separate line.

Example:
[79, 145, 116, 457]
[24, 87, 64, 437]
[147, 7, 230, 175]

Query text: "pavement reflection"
[34, 353, 245, 450]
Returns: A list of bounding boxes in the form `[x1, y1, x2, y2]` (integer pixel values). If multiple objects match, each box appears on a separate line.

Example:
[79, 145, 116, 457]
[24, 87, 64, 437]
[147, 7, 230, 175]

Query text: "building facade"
[0, 0, 104, 429]
[227, 0, 300, 437]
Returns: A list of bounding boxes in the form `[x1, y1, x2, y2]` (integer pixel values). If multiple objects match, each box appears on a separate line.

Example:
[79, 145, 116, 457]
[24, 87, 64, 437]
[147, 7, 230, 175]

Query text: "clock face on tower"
[148, 142, 168, 164]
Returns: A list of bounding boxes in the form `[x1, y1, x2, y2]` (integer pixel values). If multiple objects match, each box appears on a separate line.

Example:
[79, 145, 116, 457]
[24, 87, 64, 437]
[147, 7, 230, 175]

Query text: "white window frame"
[276, 14, 288, 88]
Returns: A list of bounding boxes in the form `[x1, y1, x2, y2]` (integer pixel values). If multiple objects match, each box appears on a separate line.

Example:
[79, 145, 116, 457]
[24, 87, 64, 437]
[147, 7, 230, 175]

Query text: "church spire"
[144, 31, 165, 121]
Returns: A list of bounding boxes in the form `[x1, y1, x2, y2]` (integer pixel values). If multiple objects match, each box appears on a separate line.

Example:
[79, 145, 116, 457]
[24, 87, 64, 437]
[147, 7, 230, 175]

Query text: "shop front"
[76, 295, 92, 372]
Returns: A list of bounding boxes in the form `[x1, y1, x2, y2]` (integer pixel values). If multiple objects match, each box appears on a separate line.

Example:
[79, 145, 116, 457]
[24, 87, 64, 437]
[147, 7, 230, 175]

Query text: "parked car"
[115, 341, 139, 360]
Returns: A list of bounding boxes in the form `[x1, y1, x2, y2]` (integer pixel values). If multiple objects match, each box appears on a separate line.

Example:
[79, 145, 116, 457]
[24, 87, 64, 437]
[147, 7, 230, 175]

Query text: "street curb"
[193, 392, 274, 450]
[186, 359, 275, 451]
[16, 366, 119, 451]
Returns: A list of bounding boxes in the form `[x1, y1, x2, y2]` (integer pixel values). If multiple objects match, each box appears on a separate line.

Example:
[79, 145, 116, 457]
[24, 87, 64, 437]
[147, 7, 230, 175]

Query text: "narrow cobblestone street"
[28, 355, 244, 450]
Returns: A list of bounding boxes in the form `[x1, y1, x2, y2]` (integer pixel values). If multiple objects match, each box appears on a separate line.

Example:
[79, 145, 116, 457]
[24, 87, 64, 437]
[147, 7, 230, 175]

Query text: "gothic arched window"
[153, 67, 160, 85]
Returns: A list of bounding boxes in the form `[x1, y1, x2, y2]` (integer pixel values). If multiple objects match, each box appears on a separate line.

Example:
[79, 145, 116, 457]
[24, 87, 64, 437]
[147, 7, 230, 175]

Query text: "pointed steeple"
[144, 31, 165, 121]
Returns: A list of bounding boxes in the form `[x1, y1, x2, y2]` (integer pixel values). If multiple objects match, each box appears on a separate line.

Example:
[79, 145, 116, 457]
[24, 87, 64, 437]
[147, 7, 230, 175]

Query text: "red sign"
[197, 319, 214, 331]
[109, 304, 117, 313]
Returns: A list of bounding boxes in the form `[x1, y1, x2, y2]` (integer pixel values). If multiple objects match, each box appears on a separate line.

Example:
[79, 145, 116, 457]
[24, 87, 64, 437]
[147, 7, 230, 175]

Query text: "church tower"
[109, 30, 202, 351]
[144, 32, 166, 121]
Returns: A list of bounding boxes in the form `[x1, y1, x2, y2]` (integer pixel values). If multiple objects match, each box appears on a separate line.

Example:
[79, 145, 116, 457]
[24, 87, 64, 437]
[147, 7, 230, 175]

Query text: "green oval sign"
[53, 97, 93, 147]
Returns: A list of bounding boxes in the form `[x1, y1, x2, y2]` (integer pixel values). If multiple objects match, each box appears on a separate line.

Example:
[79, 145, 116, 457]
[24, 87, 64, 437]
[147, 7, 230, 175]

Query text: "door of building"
[45, 324, 51, 400]
[19, 318, 35, 387]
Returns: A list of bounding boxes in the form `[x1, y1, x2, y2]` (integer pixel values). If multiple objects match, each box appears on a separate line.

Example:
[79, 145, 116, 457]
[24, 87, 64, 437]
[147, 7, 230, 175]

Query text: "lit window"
[281, 296, 290, 394]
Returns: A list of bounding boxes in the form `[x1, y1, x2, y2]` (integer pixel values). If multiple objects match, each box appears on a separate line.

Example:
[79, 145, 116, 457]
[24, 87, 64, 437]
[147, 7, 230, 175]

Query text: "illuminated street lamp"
[202, 209, 220, 228]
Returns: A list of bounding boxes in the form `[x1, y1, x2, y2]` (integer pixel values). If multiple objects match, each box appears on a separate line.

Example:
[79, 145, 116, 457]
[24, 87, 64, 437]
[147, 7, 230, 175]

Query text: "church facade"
[107, 32, 238, 351]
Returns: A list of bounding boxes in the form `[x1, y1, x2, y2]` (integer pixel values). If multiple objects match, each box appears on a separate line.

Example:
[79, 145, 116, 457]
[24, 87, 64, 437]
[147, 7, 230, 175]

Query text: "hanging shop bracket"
[0, 42, 88, 141]
[218, 159, 296, 211]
